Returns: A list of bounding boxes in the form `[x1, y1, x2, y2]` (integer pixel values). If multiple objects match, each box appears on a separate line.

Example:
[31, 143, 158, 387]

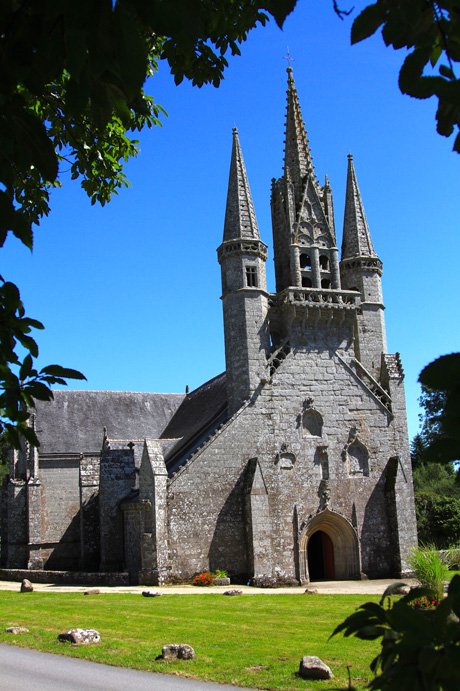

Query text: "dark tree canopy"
[0, 0, 298, 448]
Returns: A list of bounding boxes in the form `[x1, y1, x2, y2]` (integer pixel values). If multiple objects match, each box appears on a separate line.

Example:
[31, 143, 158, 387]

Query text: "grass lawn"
[0, 591, 381, 690]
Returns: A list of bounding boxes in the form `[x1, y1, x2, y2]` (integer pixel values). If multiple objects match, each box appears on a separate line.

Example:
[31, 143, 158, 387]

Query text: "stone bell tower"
[340, 154, 387, 380]
[217, 127, 271, 416]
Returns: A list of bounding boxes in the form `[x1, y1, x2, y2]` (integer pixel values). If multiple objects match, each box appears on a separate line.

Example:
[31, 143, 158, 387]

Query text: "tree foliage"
[0, 0, 299, 448]
[351, 1, 460, 152]
[416, 492, 460, 547]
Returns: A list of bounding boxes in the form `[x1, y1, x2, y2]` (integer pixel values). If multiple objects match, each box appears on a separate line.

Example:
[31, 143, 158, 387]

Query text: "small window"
[302, 276, 312, 288]
[246, 265, 258, 287]
[321, 279, 331, 289]
[300, 253, 311, 268]
[319, 255, 329, 270]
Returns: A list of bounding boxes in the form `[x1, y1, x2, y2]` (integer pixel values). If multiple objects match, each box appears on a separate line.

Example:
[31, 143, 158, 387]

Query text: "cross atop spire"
[342, 154, 377, 259]
[223, 127, 260, 242]
[283, 66, 315, 202]
[283, 47, 294, 68]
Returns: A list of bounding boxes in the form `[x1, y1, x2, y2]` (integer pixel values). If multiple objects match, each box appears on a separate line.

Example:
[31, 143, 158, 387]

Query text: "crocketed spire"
[283, 67, 315, 201]
[223, 127, 260, 242]
[342, 154, 376, 259]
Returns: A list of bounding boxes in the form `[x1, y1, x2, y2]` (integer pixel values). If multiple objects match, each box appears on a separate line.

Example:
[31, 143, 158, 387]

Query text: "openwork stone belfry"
[1, 68, 418, 585]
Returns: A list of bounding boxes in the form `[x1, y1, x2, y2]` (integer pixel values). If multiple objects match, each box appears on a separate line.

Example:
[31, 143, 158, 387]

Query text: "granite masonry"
[1, 68, 418, 585]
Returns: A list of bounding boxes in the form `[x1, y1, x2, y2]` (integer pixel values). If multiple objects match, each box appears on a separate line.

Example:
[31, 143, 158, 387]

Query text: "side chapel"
[1, 68, 418, 585]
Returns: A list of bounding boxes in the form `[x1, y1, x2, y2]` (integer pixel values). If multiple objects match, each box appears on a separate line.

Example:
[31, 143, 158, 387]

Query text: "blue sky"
[3, 2, 459, 442]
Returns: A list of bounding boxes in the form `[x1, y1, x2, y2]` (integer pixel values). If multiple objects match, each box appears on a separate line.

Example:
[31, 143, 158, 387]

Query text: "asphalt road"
[0, 644, 253, 691]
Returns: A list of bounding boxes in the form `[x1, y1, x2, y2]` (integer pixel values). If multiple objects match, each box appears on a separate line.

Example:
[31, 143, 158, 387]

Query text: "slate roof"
[162, 372, 228, 471]
[35, 390, 185, 454]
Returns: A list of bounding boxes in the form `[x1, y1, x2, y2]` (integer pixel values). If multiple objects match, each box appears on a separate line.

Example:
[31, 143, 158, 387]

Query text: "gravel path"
[0, 577, 418, 595]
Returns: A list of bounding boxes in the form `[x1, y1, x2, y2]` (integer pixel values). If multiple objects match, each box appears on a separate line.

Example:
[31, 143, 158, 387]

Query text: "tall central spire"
[223, 127, 260, 242]
[283, 67, 315, 199]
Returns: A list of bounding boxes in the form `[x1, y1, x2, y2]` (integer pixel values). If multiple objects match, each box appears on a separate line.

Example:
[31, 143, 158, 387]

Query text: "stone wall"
[39, 457, 81, 570]
[0, 568, 129, 586]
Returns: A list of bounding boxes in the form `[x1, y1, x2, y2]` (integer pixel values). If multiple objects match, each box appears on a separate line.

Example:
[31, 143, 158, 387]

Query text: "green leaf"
[40, 364, 86, 380]
[264, 0, 298, 29]
[351, 3, 386, 45]
[399, 48, 431, 96]
[19, 354, 33, 381]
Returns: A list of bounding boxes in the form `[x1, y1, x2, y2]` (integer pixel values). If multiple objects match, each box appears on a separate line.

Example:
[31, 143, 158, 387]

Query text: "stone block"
[299, 655, 334, 680]
[58, 628, 101, 645]
[162, 644, 195, 660]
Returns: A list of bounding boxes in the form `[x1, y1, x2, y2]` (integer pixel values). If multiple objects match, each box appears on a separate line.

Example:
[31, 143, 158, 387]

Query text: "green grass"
[0, 592, 381, 690]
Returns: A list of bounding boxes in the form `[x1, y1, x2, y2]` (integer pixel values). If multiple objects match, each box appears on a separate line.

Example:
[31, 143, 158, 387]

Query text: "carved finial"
[102, 427, 111, 452]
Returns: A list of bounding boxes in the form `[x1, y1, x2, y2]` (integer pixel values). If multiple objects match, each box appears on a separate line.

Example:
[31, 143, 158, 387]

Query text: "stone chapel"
[1, 68, 418, 585]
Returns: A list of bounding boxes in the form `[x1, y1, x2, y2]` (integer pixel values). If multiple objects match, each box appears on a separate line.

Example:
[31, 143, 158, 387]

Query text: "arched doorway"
[307, 530, 335, 580]
[299, 509, 361, 583]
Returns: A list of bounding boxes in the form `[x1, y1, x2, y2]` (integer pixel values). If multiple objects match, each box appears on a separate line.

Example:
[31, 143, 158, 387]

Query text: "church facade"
[1, 69, 418, 585]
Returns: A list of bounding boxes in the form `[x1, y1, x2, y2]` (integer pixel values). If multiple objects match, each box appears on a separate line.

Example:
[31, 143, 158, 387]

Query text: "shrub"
[409, 545, 451, 603]
[193, 571, 214, 586]
[331, 576, 460, 690]
[213, 569, 228, 579]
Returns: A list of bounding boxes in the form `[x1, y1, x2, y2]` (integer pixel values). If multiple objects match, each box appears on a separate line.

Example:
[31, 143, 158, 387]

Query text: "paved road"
[0, 644, 253, 691]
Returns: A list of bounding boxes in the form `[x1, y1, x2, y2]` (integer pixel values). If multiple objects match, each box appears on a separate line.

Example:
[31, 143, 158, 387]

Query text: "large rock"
[223, 589, 243, 596]
[299, 655, 334, 680]
[5, 627, 29, 634]
[20, 579, 33, 593]
[142, 590, 162, 597]
[162, 644, 195, 660]
[213, 577, 231, 586]
[58, 628, 101, 645]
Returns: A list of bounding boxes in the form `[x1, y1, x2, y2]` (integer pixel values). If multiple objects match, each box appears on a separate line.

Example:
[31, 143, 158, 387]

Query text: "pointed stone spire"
[342, 155, 376, 259]
[283, 67, 315, 199]
[223, 127, 260, 242]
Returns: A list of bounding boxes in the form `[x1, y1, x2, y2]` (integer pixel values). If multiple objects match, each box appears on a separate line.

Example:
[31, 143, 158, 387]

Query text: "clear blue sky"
[3, 2, 459, 443]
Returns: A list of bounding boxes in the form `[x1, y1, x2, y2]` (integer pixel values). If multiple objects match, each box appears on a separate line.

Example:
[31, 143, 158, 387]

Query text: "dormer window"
[246, 265, 258, 287]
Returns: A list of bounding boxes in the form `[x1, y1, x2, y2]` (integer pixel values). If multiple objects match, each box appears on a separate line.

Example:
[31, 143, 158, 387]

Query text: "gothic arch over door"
[299, 509, 361, 582]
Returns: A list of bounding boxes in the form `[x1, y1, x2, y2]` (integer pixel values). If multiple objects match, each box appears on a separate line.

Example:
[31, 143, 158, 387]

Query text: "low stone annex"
[1, 68, 418, 585]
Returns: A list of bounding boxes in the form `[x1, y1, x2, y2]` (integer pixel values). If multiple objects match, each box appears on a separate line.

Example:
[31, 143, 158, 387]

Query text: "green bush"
[332, 575, 460, 690]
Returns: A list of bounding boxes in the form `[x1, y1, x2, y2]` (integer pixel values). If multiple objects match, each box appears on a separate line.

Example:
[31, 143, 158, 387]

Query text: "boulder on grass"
[5, 627, 29, 634]
[213, 577, 231, 586]
[84, 589, 101, 596]
[58, 628, 101, 645]
[223, 589, 243, 596]
[299, 655, 334, 680]
[20, 579, 33, 593]
[142, 590, 162, 597]
[162, 644, 195, 660]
